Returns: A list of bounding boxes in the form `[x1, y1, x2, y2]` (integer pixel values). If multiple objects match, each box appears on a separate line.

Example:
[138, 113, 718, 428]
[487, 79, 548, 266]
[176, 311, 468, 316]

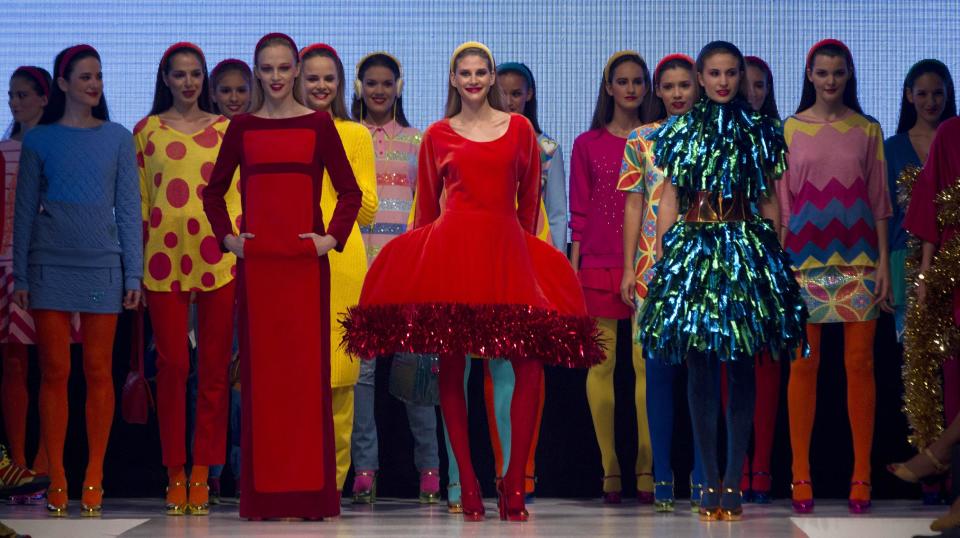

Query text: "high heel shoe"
[888, 447, 950, 484]
[461, 480, 485, 522]
[46, 486, 67, 517]
[848, 481, 871, 514]
[751, 471, 772, 504]
[446, 482, 462, 514]
[689, 480, 703, 512]
[653, 481, 674, 513]
[187, 481, 210, 516]
[497, 481, 528, 522]
[698, 486, 720, 521]
[601, 475, 621, 504]
[636, 472, 654, 504]
[419, 469, 440, 504]
[719, 487, 743, 521]
[80, 485, 103, 517]
[740, 471, 753, 503]
[352, 470, 377, 504]
[791, 480, 814, 514]
[165, 480, 187, 516]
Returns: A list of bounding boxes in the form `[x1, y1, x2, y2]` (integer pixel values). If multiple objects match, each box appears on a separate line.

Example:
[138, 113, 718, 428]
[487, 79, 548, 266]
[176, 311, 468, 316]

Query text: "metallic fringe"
[637, 218, 808, 364]
[650, 98, 788, 205]
[340, 303, 605, 368]
[901, 169, 960, 448]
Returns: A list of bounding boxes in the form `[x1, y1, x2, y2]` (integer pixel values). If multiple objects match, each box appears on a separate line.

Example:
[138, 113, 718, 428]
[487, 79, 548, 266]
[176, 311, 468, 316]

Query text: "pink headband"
[59, 44, 97, 79]
[300, 43, 339, 60]
[806, 39, 853, 69]
[15, 66, 49, 97]
[162, 41, 205, 65]
[255, 33, 299, 62]
[211, 58, 250, 79]
[654, 53, 695, 80]
[745, 56, 773, 83]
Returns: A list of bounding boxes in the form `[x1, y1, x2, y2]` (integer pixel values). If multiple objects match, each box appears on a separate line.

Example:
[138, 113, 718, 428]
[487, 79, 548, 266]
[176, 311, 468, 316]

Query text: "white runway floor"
[0, 497, 955, 538]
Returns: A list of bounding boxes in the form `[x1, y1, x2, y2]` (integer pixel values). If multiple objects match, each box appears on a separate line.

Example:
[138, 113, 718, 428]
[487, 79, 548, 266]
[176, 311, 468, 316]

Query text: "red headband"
[211, 58, 250, 79]
[300, 43, 339, 60]
[806, 39, 853, 69]
[255, 33, 299, 62]
[59, 44, 97, 79]
[654, 53, 695, 81]
[745, 55, 773, 83]
[162, 41, 205, 65]
[15, 66, 49, 97]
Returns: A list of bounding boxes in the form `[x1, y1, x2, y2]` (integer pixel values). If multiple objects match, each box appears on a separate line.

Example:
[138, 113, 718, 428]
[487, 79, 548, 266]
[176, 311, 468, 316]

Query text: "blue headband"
[498, 62, 535, 89]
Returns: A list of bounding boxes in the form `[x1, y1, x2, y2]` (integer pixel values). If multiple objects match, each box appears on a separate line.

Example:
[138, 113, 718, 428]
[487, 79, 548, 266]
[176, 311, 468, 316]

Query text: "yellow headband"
[450, 41, 495, 72]
[603, 49, 644, 80]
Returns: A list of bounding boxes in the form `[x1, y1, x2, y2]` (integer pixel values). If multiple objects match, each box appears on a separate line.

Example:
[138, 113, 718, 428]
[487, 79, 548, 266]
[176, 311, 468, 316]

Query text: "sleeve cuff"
[124, 277, 142, 292]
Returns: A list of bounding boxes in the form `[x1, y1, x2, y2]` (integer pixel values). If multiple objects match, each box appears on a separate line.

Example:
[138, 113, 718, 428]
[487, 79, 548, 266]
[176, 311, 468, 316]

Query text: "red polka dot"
[200, 162, 214, 182]
[163, 232, 178, 248]
[230, 265, 237, 277]
[193, 127, 219, 148]
[180, 254, 193, 275]
[150, 207, 163, 228]
[187, 218, 201, 235]
[166, 178, 190, 208]
[200, 236, 223, 264]
[133, 117, 149, 135]
[136, 151, 144, 167]
[165, 141, 187, 160]
[144, 141, 155, 156]
[153, 172, 163, 187]
[196, 184, 205, 199]
[170, 281, 181, 293]
[148, 252, 172, 280]
[235, 215, 243, 230]
[201, 272, 216, 287]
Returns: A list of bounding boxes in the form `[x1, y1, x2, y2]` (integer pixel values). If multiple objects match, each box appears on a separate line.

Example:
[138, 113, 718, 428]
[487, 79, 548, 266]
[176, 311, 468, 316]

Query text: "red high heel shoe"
[461, 480, 485, 522]
[497, 481, 529, 522]
[848, 481, 871, 514]
[791, 480, 814, 514]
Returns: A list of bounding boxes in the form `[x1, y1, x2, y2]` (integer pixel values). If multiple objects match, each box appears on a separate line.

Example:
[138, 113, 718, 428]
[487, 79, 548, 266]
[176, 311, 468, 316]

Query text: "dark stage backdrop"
[0, 311, 921, 502]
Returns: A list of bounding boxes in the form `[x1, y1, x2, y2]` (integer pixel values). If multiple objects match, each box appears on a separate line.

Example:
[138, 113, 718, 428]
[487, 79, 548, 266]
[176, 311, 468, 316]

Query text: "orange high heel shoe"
[80, 484, 103, 517]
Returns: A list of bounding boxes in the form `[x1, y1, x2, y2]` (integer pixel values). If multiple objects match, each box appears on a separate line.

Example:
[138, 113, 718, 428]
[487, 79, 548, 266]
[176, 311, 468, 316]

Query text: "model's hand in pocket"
[298, 233, 337, 257]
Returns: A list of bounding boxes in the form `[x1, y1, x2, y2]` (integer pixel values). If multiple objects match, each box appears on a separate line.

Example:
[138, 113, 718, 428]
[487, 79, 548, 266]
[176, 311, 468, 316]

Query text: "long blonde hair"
[444, 47, 506, 118]
[250, 35, 304, 113]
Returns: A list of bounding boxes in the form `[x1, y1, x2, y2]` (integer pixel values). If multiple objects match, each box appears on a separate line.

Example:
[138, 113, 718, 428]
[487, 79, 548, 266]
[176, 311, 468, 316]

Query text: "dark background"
[0, 309, 930, 503]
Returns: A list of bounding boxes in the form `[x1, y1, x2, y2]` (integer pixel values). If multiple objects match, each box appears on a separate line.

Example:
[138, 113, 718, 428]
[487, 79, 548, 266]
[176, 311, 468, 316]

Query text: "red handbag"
[121, 306, 154, 424]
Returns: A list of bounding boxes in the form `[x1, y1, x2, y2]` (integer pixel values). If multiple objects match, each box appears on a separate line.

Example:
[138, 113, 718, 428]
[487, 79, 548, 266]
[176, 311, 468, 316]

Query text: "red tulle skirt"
[342, 210, 603, 367]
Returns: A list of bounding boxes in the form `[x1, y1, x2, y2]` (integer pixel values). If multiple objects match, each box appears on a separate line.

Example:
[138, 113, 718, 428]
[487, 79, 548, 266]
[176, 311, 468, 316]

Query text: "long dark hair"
[497, 62, 541, 134]
[9, 66, 51, 137]
[896, 59, 956, 134]
[351, 53, 410, 127]
[796, 41, 863, 115]
[745, 55, 779, 117]
[149, 43, 212, 116]
[41, 45, 109, 124]
[301, 45, 349, 120]
[590, 52, 660, 130]
[695, 41, 748, 102]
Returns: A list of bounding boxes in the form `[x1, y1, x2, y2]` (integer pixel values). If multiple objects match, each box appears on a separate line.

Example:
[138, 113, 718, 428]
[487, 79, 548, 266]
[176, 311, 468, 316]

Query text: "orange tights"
[1, 343, 48, 472]
[34, 310, 117, 493]
[788, 320, 876, 500]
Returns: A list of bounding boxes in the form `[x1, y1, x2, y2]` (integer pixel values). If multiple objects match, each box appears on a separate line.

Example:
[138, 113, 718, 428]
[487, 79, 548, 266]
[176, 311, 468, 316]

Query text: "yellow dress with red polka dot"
[134, 115, 241, 293]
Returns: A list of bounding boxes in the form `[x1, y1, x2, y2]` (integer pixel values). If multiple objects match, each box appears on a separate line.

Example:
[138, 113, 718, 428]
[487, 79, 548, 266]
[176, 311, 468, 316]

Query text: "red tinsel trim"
[340, 303, 605, 368]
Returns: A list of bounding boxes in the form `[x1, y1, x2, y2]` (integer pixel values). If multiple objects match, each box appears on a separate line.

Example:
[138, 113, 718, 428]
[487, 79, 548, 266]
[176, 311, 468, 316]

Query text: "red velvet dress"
[343, 114, 602, 366]
[203, 110, 361, 519]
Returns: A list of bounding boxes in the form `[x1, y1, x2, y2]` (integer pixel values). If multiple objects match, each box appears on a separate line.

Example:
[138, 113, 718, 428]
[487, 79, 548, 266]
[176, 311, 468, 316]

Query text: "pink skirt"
[579, 267, 632, 320]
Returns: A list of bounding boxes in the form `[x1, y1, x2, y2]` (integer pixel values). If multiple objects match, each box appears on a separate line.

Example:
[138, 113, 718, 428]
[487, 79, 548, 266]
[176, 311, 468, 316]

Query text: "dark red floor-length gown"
[203, 110, 361, 519]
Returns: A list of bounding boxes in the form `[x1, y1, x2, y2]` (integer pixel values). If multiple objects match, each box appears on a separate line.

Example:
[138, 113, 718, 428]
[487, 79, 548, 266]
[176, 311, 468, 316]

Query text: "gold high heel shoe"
[888, 447, 950, 483]
[719, 487, 743, 521]
[80, 485, 103, 517]
[447, 482, 463, 514]
[698, 487, 720, 521]
[187, 481, 210, 516]
[46, 486, 68, 517]
[165, 480, 187, 516]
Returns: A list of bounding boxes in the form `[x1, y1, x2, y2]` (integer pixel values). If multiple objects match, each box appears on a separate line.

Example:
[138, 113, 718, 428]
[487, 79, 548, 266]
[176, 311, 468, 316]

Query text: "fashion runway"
[0, 498, 949, 537]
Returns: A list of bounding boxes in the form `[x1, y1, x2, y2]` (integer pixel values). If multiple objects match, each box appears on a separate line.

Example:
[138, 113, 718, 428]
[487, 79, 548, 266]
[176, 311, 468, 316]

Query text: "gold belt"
[684, 191, 751, 222]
